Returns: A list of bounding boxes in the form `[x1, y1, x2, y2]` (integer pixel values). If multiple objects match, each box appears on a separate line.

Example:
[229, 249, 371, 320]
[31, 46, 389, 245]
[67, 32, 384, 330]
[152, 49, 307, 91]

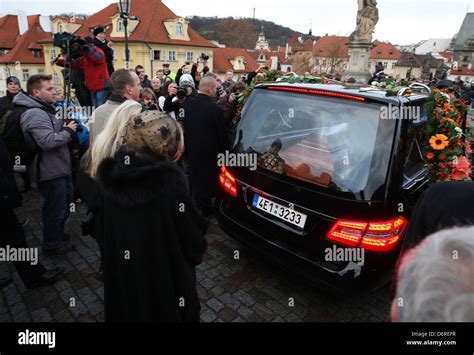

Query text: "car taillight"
[327, 217, 408, 252]
[219, 166, 237, 197]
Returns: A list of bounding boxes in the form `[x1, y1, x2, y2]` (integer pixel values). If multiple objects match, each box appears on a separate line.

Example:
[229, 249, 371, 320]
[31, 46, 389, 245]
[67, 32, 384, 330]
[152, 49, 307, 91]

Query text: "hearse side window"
[402, 104, 428, 186]
[235, 89, 396, 199]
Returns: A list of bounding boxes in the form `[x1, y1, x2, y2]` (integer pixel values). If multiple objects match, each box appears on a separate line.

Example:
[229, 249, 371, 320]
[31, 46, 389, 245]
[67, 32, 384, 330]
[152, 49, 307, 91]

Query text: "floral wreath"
[424, 88, 472, 182]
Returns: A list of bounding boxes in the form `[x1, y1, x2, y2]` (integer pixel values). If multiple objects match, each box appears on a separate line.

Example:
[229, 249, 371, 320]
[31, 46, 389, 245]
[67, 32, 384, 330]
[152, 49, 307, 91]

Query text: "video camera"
[200, 53, 210, 61]
[53, 32, 90, 60]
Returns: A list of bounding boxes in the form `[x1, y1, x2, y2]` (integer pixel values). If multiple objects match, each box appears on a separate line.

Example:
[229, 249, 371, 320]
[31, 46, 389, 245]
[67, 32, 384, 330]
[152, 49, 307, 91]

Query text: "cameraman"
[163, 74, 196, 121]
[92, 27, 114, 76]
[11, 75, 76, 255]
[218, 81, 245, 131]
[53, 37, 110, 108]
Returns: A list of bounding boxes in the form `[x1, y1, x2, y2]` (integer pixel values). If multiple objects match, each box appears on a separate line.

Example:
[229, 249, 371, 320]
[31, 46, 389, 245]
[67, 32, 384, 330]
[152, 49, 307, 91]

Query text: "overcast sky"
[0, 0, 472, 45]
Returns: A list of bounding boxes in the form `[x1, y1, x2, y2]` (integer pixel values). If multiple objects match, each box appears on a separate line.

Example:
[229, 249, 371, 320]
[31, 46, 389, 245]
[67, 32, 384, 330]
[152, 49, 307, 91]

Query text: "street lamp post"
[118, 0, 131, 69]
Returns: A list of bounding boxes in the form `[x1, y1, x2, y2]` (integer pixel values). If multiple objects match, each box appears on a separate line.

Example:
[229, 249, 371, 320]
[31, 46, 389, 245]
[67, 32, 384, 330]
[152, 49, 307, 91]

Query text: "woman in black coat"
[93, 110, 208, 322]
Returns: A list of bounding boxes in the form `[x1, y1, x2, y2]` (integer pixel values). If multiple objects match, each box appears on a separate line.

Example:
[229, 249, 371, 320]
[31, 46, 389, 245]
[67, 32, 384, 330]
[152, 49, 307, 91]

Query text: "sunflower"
[429, 134, 449, 150]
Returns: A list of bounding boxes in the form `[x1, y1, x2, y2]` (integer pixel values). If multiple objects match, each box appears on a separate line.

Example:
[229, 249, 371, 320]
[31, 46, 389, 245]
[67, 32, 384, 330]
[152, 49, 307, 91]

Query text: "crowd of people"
[0, 28, 472, 322]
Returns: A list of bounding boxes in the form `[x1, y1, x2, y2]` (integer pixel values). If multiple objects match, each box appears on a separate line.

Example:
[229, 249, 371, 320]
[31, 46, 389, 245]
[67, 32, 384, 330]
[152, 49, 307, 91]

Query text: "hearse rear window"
[234, 89, 396, 199]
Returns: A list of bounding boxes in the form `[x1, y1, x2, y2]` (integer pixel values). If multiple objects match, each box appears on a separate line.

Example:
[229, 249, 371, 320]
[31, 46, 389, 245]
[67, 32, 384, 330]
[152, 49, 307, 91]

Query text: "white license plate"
[252, 194, 307, 228]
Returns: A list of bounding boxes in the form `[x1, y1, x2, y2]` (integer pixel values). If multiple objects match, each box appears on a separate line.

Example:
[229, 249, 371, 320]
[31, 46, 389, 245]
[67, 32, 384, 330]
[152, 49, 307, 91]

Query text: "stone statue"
[349, 0, 379, 43]
[421, 57, 432, 80]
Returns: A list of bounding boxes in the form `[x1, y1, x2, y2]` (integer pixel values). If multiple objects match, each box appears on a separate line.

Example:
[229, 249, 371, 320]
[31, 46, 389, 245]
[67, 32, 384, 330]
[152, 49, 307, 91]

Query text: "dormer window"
[32, 49, 42, 58]
[176, 23, 183, 36]
[118, 19, 124, 32]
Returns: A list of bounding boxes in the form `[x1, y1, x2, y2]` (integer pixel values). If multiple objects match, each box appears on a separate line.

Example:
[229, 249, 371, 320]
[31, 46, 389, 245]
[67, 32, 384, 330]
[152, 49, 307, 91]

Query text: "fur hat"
[93, 27, 106, 37]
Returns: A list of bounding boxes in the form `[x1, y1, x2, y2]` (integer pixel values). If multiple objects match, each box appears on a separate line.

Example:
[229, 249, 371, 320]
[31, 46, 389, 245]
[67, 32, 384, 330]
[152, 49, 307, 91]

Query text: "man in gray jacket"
[88, 68, 141, 142]
[15, 75, 77, 255]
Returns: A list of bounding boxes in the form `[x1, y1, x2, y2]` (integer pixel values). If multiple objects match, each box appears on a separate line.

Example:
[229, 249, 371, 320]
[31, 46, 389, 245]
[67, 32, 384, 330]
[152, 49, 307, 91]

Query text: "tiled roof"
[213, 47, 258, 73]
[450, 66, 474, 76]
[52, 15, 86, 25]
[0, 15, 51, 64]
[313, 35, 349, 58]
[0, 15, 20, 49]
[371, 40, 400, 60]
[396, 52, 444, 68]
[438, 51, 453, 62]
[73, 0, 215, 48]
[249, 49, 286, 63]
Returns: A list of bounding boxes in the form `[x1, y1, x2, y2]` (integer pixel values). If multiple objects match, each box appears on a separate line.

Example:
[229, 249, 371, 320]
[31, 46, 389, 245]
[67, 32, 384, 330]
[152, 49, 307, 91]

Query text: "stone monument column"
[343, 0, 379, 83]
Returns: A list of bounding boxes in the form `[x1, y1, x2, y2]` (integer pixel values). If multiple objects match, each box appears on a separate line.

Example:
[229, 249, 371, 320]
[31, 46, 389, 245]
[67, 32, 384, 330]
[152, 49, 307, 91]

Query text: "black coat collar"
[98, 149, 188, 208]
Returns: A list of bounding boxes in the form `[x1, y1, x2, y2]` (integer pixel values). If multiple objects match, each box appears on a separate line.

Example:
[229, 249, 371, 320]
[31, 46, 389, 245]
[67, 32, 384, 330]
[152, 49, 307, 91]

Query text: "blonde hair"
[88, 100, 142, 179]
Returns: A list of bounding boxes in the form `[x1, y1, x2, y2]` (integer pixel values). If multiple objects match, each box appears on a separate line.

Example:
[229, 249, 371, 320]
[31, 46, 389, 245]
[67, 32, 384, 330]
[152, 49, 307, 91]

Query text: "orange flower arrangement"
[425, 88, 471, 182]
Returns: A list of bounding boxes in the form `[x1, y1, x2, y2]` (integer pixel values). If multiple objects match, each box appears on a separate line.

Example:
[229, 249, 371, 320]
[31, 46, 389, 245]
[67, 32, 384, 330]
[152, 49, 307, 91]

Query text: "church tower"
[255, 24, 270, 51]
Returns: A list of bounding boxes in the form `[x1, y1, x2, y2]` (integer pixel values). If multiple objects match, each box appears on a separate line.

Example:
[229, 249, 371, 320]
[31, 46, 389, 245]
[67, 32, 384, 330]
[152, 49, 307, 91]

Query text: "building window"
[32, 49, 42, 58]
[22, 69, 29, 81]
[186, 52, 194, 61]
[153, 50, 162, 60]
[0, 49, 5, 57]
[392, 62, 396, 69]
[50, 48, 57, 60]
[176, 23, 184, 36]
[118, 19, 124, 32]
[58, 23, 63, 33]
[38, 69, 44, 75]
[53, 73, 59, 84]
[383, 62, 388, 68]
[3, 67, 10, 79]
[168, 51, 176, 61]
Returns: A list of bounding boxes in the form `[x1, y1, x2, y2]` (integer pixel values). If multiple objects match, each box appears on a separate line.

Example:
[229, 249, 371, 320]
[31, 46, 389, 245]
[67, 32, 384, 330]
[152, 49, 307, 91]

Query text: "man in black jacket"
[0, 136, 64, 289]
[92, 27, 114, 76]
[181, 76, 228, 216]
[0, 76, 22, 133]
[0, 76, 30, 192]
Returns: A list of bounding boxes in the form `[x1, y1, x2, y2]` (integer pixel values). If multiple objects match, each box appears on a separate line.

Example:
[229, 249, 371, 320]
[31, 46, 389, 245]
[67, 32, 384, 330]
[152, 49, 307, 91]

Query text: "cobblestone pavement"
[0, 187, 391, 323]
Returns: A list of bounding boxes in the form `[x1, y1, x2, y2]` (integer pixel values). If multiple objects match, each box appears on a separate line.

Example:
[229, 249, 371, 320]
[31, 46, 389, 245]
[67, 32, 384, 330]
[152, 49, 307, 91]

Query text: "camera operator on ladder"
[53, 37, 110, 108]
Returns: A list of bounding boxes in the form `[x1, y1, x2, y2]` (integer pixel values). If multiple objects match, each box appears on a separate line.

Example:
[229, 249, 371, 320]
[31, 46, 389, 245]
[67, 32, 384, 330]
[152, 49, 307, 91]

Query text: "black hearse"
[217, 82, 432, 292]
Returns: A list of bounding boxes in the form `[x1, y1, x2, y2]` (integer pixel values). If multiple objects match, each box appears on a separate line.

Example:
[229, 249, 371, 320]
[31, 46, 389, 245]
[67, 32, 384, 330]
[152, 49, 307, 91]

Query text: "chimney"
[40, 16, 52, 32]
[271, 56, 278, 70]
[17, 11, 29, 35]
